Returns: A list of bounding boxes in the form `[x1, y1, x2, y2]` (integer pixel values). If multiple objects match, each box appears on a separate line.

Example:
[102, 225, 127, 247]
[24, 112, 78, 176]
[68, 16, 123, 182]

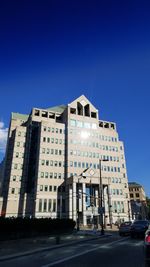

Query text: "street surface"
[0, 235, 145, 267]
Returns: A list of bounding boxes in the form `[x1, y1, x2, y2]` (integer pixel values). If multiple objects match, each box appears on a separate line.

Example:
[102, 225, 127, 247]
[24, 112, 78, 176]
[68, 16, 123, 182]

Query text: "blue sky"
[0, 0, 150, 196]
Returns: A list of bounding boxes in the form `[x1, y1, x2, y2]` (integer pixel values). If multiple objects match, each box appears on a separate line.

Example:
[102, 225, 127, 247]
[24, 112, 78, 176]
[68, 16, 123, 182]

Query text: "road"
[0, 235, 145, 267]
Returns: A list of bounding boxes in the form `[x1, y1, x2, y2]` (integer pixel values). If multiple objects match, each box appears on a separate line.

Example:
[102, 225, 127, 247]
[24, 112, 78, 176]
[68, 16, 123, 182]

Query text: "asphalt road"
[0, 236, 145, 267]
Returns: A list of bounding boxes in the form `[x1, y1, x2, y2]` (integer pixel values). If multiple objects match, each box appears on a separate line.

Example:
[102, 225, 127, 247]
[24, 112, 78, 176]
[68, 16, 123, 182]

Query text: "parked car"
[130, 220, 149, 238]
[144, 228, 150, 267]
[119, 221, 132, 236]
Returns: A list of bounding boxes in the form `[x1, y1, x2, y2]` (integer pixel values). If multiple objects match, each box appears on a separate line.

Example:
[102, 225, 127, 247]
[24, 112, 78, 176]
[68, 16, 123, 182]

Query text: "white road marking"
[41, 238, 125, 267]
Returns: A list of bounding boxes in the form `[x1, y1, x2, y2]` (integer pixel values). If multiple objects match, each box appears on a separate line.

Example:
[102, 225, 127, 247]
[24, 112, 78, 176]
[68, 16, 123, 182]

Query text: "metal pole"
[77, 177, 80, 231]
[128, 200, 131, 221]
[107, 184, 112, 228]
[99, 159, 104, 235]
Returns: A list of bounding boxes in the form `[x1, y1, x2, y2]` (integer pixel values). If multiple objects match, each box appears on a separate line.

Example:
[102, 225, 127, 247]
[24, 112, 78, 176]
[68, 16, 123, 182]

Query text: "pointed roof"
[69, 95, 98, 112]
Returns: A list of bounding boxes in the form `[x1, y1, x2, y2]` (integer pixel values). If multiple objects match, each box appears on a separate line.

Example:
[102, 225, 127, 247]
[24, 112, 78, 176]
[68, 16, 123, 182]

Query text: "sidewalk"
[0, 229, 116, 261]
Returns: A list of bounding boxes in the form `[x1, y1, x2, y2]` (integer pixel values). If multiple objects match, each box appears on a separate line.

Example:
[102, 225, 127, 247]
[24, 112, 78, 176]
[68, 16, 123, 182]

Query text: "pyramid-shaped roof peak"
[69, 95, 98, 112]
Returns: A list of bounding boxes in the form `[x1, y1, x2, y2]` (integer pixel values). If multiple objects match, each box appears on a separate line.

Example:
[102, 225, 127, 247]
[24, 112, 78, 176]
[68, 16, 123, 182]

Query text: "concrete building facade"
[1, 95, 130, 226]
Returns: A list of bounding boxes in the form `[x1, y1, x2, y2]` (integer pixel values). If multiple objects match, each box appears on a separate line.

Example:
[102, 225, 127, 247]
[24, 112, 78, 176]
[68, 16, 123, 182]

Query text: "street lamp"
[99, 159, 108, 235]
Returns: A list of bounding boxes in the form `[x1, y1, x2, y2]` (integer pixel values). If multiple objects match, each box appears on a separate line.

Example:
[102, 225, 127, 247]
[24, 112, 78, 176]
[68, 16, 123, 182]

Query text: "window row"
[69, 129, 118, 142]
[41, 148, 64, 155]
[15, 142, 25, 148]
[13, 163, 23, 170]
[10, 188, 20, 194]
[15, 152, 25, 158]
[11, 175, 22, 182]
[17, 131, 26, 137]
[130, 193, 140, 198]
[70, 140, 119, 152]
[38, 198, 56, 212]
[39, 185, 58, 192]
[41, 160, 64, 167]
[111, 177, 122, 184]
[110, 188, 123, 196]
[69, 162, 121, 172]
[42, 126, 64, 134]
[42, 137, 65, 144]
[70, 119, 97, 129]
[129, 187, 140, 192]
[70, 150, 120, 162]
[40, 172, 64, 179]
[112, 201, 124, 213]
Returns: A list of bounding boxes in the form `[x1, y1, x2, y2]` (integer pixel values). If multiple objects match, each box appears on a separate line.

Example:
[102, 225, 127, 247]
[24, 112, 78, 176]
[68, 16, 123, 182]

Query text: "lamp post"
[99, 159, 108, 235]
[128, 200, 131, 221]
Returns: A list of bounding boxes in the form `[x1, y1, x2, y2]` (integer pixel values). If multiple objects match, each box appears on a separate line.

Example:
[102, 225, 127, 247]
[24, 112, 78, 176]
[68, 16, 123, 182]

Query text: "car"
[144, 228, 150, 267]
[130, 220, 150, 238]
[119, 221, 132, 236]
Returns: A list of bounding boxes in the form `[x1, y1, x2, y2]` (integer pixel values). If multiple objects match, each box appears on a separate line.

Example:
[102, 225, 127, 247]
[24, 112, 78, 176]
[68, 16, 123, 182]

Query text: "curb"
[0, 234, 112, 262]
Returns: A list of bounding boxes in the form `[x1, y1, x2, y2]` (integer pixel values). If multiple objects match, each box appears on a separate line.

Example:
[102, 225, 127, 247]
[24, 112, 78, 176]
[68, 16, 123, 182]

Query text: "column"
[69, 184, 73, 219]
[72, 180, 77, 221]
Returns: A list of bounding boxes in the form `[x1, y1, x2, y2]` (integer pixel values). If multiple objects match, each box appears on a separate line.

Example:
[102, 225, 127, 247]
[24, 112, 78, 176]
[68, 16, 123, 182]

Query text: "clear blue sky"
[0, 0, 150, 196]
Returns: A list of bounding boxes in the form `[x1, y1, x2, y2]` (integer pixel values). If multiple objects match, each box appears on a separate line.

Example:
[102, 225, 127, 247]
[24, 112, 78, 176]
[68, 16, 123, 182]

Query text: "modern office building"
[1, 95, 130, 226]
[129, 182, 147, 220]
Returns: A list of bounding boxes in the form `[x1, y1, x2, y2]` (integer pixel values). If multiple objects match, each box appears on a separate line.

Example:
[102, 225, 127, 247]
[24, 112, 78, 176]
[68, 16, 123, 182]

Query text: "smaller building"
[128, 182, 147, 220]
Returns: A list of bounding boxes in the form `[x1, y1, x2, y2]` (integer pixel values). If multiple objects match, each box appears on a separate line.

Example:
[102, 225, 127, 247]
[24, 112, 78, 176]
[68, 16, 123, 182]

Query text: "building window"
[16, 152, 19, 158]
[136, 193, 139, 198]
[14, 164, 18, 169]
[50, 172, 53, 178]
[11, 188, 15, 194]
[45, 172, 49, 178]
[42, 148, 45, 153]
[45, 185, 48, 192]
[49, 186, 52, 192]
[13, 175, 16, 181]
[54, 186, 57, 192]
[130, 193, 134, 198]
[41, 172, 44, 178]
[40, 185, 43, 191]
[46, 160, 49, 166]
